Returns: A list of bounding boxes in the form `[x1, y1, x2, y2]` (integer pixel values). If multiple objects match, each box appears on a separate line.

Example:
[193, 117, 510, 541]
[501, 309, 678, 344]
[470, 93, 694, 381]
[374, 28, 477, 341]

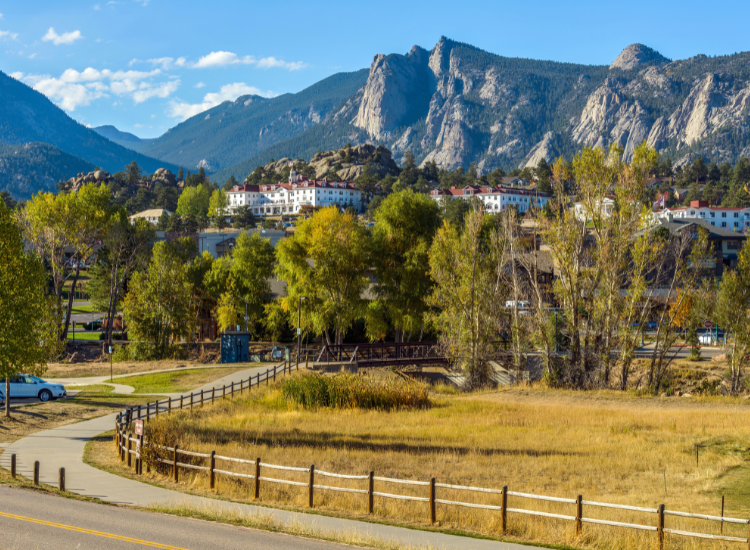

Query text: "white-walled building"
[129, 209, 171, 224]
[655, 200, 750, 232]
[227, 171, 363, 216]
[429, 185, 550, 213]
[573, 197, 616, 221]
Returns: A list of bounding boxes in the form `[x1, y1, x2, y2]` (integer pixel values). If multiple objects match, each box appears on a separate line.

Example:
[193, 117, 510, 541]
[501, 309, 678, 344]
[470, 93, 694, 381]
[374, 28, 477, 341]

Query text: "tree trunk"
[4, 378, 10, 418]
[61, 261, 82, 341]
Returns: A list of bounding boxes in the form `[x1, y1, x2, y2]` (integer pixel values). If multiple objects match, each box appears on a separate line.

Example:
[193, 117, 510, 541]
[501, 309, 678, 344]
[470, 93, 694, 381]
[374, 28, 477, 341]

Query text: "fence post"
[232, 381, 234, 395]
[127, 434, 132, 467]
[223, 385, 226, 399]
[156, 400, 159, 417]
[309, 465, 315, 508]
[658, 504, 665, 550]
[501, 486, 508, 534]
[180, 395, 183, 409]
[201, 390, 204, 407]
[430, 478, 436, 524]
[138, 434, 144, 474]
[168, 397, 172, 413]
[257, 373, 259, 386]
[10, 454, 16, 477]
[575, 495, 582, 536]
[212, 387, 215, 404]
[274, 366, 277, 382]
[173, 445, 179, 483]
[210, 451, 216, 490]
[254, 458, 261, 499]
[59, 468, 65, 492]
[33, 461, 39, 485]
[369, 471, 374, 514]
[190, 393, 194, 410]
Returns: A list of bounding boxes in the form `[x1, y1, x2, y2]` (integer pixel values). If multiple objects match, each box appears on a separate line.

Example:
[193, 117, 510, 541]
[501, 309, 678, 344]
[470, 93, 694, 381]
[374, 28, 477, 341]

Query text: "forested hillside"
[140, 70, 369, 174]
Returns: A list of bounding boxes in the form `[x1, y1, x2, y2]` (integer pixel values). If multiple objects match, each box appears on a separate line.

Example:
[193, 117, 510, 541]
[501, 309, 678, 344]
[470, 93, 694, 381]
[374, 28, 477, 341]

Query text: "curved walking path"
[0, 366, 540, 550]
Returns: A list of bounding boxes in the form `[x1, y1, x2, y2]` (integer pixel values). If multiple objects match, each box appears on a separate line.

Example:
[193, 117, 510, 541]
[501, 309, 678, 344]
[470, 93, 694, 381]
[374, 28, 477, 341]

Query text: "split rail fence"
[115, 361, 750, 549]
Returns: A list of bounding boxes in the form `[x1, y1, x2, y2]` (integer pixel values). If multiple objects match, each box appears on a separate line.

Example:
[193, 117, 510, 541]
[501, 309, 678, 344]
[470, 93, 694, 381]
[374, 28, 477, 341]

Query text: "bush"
[281, 373, 430, 411]
[112, 341, 187, 362]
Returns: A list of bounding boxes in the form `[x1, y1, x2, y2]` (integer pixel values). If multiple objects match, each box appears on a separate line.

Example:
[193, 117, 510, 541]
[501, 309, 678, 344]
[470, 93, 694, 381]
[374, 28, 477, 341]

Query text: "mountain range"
[4, 37, 750, 198]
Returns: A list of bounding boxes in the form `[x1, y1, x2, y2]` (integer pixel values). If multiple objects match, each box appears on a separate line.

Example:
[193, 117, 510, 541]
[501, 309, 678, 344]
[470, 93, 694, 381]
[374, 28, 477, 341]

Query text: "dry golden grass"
[90, 377, 750, 550]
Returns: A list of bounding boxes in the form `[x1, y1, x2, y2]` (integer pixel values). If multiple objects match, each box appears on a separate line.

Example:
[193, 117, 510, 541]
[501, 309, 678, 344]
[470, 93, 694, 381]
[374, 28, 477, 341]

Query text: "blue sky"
[3, 0, 750, 138]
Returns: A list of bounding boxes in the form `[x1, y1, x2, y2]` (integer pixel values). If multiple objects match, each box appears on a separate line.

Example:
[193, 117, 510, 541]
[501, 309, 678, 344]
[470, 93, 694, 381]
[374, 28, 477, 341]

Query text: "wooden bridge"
[314, 341, 449, 369]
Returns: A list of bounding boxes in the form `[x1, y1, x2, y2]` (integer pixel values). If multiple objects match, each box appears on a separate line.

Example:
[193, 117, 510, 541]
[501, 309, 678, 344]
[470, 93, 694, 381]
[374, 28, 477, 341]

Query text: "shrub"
[281, 373, 430, 411]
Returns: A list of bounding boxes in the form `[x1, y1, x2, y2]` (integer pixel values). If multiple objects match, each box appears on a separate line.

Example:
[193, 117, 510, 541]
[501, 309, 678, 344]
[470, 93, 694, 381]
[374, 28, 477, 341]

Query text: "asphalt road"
[0, 484, 354, 550]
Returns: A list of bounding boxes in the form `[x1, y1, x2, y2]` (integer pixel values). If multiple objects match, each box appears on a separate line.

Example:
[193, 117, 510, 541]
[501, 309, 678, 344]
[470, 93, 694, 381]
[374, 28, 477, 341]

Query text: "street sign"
[134, 419, 144, 436]
[108, 346, 112, 354]
[704, 320, 713, 328]
[297, 328, 301, 335]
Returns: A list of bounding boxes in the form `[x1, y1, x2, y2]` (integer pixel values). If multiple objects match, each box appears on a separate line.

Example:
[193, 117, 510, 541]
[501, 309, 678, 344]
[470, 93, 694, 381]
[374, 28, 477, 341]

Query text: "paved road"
[0, 366, 541, 550]
[0, 485, 353, 550]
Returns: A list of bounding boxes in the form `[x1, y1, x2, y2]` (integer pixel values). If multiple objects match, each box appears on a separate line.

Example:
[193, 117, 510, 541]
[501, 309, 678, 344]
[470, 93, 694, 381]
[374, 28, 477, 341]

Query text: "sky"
[3, 0, 750, 139]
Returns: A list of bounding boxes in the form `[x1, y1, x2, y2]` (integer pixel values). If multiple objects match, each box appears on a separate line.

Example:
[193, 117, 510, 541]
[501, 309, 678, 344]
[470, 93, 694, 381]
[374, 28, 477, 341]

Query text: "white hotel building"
[655, 200, 750, 232]
[227, 171, 363, 217]
[429, 185, 550, 213]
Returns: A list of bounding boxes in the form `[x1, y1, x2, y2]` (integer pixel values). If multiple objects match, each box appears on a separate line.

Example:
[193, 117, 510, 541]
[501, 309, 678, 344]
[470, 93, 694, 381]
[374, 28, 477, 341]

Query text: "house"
[655, 200, 750, 233]
[573, 197, 616, 221]
[129, 209, 171, 224]
[653, 216, 746, 276]
[429, 185, 550, 213]
[226, 170, 364, 217]
[500, 176, 532, 188]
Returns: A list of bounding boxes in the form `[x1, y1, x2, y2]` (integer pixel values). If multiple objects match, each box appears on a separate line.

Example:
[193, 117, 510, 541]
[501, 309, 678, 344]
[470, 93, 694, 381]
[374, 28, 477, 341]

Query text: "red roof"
[430, 185, 549, 198]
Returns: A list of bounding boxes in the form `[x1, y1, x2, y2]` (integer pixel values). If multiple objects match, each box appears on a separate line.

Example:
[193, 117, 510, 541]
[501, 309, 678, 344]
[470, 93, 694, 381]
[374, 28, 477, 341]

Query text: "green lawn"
[71, 304, 97, 314]
[68, 384, 114, 394]
[115, 368, 246, 394]
[66, 331, 102, 341]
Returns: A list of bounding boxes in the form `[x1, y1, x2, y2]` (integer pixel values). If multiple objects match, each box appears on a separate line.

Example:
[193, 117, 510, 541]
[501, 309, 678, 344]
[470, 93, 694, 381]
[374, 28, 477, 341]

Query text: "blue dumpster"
[221, 332, 251, 363]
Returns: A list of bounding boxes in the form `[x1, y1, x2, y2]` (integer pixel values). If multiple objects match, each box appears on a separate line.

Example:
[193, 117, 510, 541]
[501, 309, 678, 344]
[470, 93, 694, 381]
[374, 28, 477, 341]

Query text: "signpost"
[704, 321, 713, 328]
[109, 346, 113, 382]
[134, 419, 144, 436]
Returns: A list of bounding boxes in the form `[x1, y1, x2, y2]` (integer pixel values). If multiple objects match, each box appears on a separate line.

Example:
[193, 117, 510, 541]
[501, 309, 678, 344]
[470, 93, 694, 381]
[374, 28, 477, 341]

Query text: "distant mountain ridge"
[139, 70, 369, 174]
[211, 39, 750, 182]
[0, 71, 177, 198]
[92, 125, 155, 153]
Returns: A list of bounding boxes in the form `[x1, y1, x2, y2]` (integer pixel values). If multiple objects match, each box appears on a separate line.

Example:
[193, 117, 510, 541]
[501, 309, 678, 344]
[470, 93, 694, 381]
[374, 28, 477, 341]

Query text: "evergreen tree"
[177, 167, 184, 181]
[125, 161, 142, 186]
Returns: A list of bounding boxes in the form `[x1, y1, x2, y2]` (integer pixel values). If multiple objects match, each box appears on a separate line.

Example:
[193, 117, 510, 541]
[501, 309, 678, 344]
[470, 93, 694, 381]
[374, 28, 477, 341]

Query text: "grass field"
[66, 331, 101, 341]
[88, 376, 750, 550]
[115, 367, 250, 393]
[44, 360, 263, 379]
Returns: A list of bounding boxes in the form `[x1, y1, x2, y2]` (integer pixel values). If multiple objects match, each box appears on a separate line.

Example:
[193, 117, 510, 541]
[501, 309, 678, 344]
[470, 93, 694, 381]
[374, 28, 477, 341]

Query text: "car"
[1, 375, 66, 402]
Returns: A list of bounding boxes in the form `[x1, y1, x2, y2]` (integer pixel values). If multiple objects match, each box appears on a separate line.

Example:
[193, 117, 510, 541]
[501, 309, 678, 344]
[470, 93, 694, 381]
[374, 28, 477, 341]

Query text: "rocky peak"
[610, 44, 669, 71]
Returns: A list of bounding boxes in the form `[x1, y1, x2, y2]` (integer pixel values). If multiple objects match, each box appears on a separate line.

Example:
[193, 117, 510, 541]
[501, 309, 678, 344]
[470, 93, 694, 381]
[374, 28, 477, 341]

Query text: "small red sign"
[134, 419, 144, 436]
[704, 321, 713, 328]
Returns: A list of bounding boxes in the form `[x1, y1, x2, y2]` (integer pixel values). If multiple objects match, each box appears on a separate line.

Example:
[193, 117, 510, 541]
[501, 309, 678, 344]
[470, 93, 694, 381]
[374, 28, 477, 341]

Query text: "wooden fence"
[114, 362, 750, 549]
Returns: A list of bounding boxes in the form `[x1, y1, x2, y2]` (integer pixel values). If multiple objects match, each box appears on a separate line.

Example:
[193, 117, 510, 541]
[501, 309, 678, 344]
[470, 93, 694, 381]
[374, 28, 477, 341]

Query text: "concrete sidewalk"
[0, 367, 541, 550]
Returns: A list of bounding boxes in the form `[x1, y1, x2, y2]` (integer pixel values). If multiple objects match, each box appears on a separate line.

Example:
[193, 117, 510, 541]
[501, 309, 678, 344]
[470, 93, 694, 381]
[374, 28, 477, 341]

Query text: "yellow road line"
[0, 511, 190, 549]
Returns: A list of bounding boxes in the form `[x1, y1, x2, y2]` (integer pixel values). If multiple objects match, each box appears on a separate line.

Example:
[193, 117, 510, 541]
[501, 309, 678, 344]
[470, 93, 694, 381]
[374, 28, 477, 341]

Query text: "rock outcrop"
[610, 44, 669, 71]
[61, 167, 180, 193]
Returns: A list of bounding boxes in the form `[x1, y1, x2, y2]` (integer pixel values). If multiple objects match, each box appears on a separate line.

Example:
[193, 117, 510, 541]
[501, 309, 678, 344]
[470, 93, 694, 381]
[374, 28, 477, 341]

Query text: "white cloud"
[192, 51, 253, 68]
[33, 78, 105, 111]
[9, 71, 23, 80]
[151, 114, 156, 118]
[28, 52, 37, 59]
[194, 82, 205, 88]
[42, 27, 83, 46]
[93, 4, 101, 10]
[112, 101, 120, 106]
[17, 65, 178, 111]
[256, 56, 307, 71]
[0, 13, 3, 19]
[0, 30, 19, 40]
[134, 123, 144, 128]
[167, 82, 276, 120]
[132, 79, 180, 104]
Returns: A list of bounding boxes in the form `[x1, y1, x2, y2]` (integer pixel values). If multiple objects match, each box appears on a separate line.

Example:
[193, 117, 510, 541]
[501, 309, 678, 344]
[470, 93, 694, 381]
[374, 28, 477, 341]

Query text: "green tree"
[223, 175, 240, 191]
[22, 183, 112, 341]
[229, 232, 275, 333]
[370, 190, 440, 342]
[717, 242, 750, 393]
[122, 241, 193, 359]
[535, 158, 553, 195]
[125, 161, 142, 186]
[690, 157, 708, 183]
[232, 205, 256, 229]
[733, 158, 750, 186]
[0, 202, 59, 416]
[177, 167, 184, 181]
[276, 207, 370, 345]
[176, 183, 211, 218]
[207, 189, 229, 228]
[1, 191, 17, 211]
